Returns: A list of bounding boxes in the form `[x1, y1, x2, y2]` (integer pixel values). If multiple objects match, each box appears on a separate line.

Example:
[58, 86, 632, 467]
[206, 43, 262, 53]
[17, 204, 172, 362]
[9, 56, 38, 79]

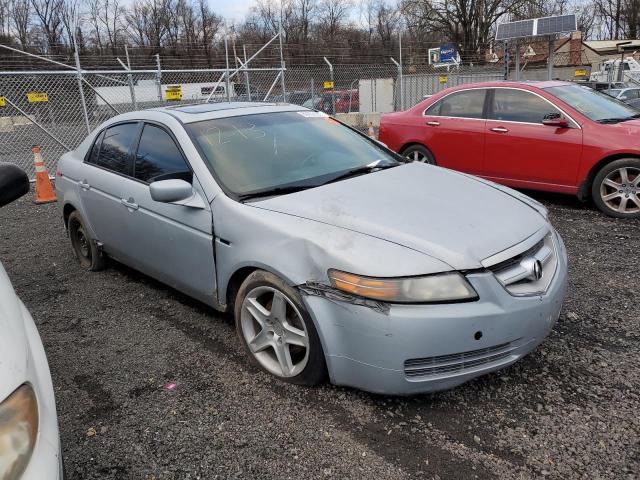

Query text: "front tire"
[402, 144, 436, 164]
[68, 211, 106, 271]
[234, 270, 327, 385]
[592, 159, 640, 218]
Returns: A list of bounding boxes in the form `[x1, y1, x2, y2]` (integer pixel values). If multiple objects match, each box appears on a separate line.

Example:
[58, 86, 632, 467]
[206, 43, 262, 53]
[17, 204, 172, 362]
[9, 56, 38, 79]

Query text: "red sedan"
[379, 81, 640, 218]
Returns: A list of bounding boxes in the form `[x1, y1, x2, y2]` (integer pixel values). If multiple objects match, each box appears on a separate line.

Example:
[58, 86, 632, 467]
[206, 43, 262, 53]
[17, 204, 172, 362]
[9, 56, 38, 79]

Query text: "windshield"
[545, 85, 639, 122]
[607, 89, 621, 97]
[186, 111, 398, 197]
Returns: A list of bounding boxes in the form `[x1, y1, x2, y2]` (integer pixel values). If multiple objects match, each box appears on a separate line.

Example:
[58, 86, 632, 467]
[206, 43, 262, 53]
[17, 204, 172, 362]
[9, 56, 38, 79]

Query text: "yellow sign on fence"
[323, 81, 334, 89]
[439, 75, 448, 84]
[0, 96, 5, 108]
[27, 92, 48, 103]
[164, 85, 183, 101]
[575, 69, 587, 77]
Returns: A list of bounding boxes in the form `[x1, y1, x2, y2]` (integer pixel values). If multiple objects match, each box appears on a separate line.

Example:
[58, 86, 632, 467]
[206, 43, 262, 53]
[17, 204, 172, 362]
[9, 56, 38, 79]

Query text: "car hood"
[253, 163, 548, 270]
[0, 262, 28, 400]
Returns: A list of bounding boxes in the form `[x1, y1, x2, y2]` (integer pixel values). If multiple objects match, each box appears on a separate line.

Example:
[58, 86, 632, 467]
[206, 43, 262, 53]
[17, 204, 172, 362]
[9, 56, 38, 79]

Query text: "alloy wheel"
[240, 286, 309, 378]
[407, 150, 428, 163]
[600, 166, 640, 214]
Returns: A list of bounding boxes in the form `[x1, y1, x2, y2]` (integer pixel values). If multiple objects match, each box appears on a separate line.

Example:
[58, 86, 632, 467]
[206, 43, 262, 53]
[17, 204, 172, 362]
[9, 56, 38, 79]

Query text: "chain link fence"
[1, 62, 503, 178]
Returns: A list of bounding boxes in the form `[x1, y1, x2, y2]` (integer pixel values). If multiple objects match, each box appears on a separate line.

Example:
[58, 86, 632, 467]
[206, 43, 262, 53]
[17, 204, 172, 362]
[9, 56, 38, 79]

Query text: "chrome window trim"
[423, 86, 582, 129]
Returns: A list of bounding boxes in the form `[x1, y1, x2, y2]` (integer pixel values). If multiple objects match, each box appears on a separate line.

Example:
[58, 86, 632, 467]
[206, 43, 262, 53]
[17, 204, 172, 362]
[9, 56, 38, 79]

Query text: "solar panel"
[496, 20, 534, 40]
[495, 14, 577, 40]
[536, 14, 577, 35]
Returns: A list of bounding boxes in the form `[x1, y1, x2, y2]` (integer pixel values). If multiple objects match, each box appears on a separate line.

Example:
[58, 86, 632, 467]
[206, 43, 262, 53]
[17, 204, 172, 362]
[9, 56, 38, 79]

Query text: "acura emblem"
[521, 257, 544, 281]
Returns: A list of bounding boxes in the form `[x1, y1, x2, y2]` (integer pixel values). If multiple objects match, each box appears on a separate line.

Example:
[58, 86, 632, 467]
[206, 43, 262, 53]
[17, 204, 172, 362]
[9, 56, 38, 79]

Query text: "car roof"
[445, 80, 574, 91]
[152, 102, 310, 123]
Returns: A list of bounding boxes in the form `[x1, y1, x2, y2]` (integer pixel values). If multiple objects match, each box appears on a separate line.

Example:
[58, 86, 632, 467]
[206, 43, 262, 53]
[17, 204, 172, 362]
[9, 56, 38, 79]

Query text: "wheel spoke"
[245, 297, 269, 327]
[274, 341, 294, 375]
[412, 151, 419, 161]
[633, 175, 640, 187]
[603, 178, 621, 189]
[619, 168, 630, 185]
[283, 322, 308, 347]
[629, 194, 640, 208]
[603, 192, 621, 202]
[270, 291, 287, 320]
[618, 197, 629, 212]
[248, 328, 272, 353]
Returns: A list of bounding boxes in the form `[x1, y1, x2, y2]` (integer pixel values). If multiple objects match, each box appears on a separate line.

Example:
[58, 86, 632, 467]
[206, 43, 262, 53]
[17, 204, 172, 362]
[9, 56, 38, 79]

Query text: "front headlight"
[328, 269, 478, 303]
[0, 384, 38, 480]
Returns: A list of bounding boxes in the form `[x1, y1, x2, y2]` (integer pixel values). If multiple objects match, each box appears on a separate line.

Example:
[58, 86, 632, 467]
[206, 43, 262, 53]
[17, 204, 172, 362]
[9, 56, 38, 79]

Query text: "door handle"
[490, 127, 509, 133]
[121, 198, 139, 210]
[79, 180, 90, 189]
[426, 121, 440, 126]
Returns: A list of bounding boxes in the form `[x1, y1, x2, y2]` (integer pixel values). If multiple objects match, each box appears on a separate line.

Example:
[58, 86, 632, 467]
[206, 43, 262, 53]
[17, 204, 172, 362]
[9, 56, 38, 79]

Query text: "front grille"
[487, 231, 557, 296]
[404, 340, 520, 378]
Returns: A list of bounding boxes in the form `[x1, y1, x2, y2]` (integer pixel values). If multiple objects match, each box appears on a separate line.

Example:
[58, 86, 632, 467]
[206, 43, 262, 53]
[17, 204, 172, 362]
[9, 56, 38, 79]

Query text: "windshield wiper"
[238, 185, 314, 202]
[320, 161, 398, 186]
[596, 113, 640, 124]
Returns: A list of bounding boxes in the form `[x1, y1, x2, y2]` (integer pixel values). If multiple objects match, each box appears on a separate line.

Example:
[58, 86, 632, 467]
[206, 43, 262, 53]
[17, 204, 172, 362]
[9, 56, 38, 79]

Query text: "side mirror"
[542, 113, 569, 128]
[0, 164, 30, 208]
[149, 179, 193, 203]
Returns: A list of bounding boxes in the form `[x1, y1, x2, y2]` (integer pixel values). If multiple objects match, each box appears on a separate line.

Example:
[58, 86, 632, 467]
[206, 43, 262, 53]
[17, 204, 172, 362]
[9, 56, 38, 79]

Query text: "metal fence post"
[125, 45, 137, 109]
[514, 39, 520, 81]
[547, 37, 554, 80]
[503, 41, 510, 80]
[279, 11, 286, 100]
[224, 35, 231, 102]
[398, 31, 404, 110]
[243, 45, 251, 101]
[155, 54, 162, 101]
[311, 78, 315, 106]
[73, 36, 91, 133]
[390, 57, 403, 111]
[323, 57, 335, 115]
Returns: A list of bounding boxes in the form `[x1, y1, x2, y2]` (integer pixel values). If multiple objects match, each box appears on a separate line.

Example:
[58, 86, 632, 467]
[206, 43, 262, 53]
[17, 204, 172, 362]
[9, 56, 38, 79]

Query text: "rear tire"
[234, 270, 327, 386]
[68, 211, 106, 271]
[592, 158, 640, 218]
[402, 144, 436, 165]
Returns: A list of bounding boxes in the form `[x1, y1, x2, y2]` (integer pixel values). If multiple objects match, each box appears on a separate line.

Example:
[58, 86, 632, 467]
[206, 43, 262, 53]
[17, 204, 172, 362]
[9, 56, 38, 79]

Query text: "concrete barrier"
[335, 112, 382, 130]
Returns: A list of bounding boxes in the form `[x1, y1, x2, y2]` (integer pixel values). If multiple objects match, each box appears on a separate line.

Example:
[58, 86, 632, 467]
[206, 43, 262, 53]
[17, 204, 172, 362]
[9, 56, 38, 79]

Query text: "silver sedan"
[56, 102, 567, 395]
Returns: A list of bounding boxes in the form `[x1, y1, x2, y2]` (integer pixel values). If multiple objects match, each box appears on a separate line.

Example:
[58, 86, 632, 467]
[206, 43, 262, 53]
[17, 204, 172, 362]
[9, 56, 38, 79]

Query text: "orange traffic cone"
[32, 145, 57, 204]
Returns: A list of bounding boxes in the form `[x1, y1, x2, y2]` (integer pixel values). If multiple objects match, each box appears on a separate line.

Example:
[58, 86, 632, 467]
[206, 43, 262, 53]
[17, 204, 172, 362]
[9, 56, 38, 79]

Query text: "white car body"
[0, 260, 63, 478]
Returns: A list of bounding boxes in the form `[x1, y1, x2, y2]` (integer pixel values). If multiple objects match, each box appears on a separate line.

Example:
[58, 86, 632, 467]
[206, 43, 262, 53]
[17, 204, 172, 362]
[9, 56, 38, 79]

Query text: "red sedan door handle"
[490, 127, 509, 133]
[426, 121, 440, 126]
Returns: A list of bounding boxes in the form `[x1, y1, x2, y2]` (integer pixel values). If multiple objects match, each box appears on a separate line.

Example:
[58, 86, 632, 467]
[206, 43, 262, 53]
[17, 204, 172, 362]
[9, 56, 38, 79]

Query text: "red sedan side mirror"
[542, 113, 569, 128]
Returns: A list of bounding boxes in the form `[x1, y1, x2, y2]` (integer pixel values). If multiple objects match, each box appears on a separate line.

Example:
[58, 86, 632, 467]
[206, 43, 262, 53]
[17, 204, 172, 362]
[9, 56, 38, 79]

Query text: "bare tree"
[317, 0, 351, 40]
[402, 0, 527, 59]
[31, 0, 65, 49]
[9, 0, 30, 46]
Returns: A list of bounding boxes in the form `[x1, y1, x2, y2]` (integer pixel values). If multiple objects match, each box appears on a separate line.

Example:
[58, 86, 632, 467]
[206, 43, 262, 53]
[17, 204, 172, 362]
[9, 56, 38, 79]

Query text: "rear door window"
[425, 89, 486, 119]
[86, 130, 105, 165]
[490, 89, 561, 124]
[94, 123, 138, 175]
[134, 124, 192, 183]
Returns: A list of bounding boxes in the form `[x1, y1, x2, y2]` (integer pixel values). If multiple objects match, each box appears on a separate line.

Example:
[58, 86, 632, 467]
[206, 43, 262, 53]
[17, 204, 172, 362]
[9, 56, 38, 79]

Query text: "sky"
[216, 0, 254, 23]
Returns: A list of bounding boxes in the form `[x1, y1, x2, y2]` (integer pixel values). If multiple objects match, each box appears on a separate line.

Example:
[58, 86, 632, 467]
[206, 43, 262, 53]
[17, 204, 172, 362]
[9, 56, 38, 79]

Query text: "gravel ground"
[0, 188, 638, 480]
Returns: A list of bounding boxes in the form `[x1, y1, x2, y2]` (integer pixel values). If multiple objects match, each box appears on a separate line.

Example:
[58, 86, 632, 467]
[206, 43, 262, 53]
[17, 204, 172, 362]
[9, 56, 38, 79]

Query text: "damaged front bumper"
[300, 237, 568, 396]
